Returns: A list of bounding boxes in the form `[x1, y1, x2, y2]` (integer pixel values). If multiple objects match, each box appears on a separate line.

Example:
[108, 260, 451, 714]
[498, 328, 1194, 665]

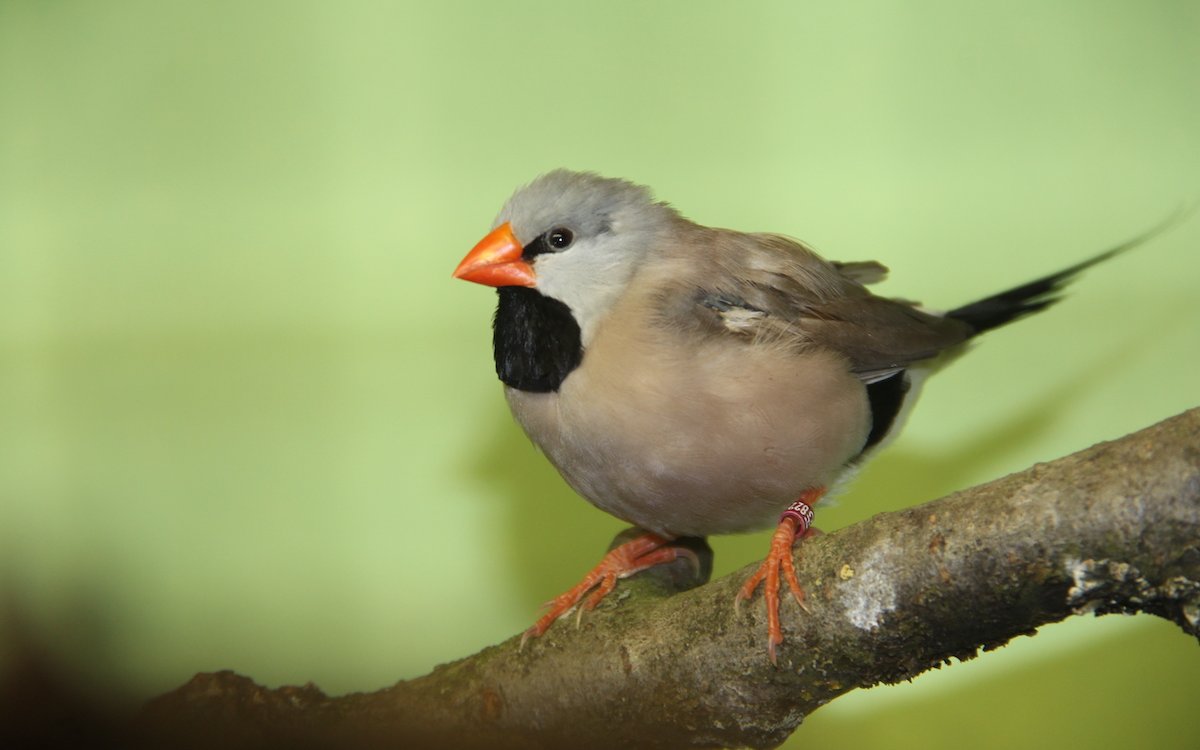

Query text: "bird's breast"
[504, 319, 871, 537]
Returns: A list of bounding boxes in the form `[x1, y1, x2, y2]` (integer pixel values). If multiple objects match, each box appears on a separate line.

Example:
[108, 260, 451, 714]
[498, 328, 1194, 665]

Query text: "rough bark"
[135, 408, 1200, 750]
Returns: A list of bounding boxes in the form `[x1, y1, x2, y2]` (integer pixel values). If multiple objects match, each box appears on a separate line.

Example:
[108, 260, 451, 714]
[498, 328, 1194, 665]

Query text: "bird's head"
[453, 170, 679, 344]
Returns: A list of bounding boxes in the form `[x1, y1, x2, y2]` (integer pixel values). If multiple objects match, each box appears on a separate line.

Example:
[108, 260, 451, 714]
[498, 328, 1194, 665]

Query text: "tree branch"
[137, 408, 1200, 750]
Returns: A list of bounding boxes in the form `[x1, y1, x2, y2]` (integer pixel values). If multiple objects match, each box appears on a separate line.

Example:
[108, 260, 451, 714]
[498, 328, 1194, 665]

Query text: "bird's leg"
[521, 532, 695, 647]
[736, 486, 826, 664]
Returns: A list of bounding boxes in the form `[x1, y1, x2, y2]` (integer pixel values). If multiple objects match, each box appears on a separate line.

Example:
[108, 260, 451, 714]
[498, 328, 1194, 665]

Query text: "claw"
[737, 487, 826, 664]
[521, 532, 685, 644]
[675, 545, 702, 579]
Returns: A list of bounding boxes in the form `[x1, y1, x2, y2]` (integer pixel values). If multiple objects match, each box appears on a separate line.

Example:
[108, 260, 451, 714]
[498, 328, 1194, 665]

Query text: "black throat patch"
[493, 287, 584, 392]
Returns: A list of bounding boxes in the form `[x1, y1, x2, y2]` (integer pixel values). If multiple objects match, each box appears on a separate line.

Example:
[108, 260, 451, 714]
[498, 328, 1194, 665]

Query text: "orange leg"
[521, 532, 697, 647]
[737, 486, 826, 664]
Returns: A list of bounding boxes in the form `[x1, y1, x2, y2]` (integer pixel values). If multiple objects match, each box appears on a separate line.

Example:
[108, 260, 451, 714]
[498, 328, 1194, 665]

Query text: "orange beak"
[452, 222, 537, 288]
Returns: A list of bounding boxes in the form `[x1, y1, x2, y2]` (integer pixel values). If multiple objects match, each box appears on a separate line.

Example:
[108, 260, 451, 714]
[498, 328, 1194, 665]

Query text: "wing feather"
[664, 229, 973, 377]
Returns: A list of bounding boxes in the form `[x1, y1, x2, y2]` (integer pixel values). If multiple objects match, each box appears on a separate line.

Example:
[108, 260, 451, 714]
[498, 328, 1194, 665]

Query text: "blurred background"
[2, 1, 1199, 747]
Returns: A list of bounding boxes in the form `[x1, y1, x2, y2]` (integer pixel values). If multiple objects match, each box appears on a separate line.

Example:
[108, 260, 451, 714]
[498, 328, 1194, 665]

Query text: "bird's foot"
[520, 532, 694, 648]
[736, 486, 826, 664]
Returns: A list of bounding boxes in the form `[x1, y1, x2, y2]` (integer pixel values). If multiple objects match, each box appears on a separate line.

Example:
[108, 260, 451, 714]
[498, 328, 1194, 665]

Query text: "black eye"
[547, 227, 574, 249]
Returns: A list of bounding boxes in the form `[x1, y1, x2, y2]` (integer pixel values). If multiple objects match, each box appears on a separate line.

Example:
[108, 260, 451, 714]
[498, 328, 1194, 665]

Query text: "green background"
[2, 1, 1199, 747]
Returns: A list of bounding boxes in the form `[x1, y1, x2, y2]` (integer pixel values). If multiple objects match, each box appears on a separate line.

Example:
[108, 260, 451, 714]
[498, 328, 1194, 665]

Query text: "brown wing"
[831, 260, 889, 285]
[672, 230, 974, 379]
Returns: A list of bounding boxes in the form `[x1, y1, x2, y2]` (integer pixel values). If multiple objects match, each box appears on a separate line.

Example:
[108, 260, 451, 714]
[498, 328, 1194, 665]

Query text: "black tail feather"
[946, 208, 1190, 335]
[945, 254, 1109, 334]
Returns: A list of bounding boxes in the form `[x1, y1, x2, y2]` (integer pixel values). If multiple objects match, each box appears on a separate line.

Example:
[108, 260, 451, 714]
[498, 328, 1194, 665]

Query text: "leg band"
[781, 498, 814, 534]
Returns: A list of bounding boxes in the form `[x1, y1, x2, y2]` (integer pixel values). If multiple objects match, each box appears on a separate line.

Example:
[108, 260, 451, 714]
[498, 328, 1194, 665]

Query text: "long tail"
[946, 208, 1191, 335]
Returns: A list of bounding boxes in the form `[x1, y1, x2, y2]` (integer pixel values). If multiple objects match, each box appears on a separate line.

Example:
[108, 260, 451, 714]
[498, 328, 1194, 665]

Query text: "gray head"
[492, 170, 681, 343]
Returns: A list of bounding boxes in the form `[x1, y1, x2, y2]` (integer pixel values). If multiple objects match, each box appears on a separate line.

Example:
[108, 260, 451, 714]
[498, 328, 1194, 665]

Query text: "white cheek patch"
[533, 241, 635, 346]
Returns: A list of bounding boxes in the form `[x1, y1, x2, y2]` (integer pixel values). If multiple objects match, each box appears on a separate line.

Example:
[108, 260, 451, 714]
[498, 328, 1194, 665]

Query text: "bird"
[452, 169, 1170, 663]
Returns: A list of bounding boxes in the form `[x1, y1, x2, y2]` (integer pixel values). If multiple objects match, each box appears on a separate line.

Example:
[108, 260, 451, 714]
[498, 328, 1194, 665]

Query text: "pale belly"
[505, 338, 871, 537]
